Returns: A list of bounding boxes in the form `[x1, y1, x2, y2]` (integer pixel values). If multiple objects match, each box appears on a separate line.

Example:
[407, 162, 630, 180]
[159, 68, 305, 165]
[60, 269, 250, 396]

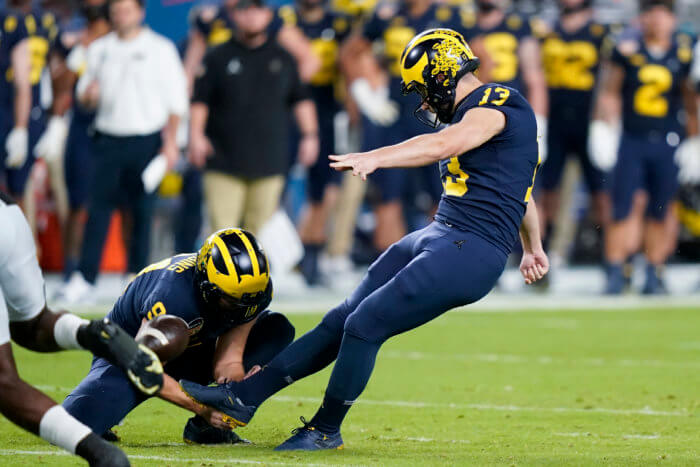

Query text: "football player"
[283, 0, 351, 285]
[63, 228, 296, 445]
[0, 191, 163, 466]
[0, 7, 31, 199]
[183, 0, 319, 91]
[590, 0, 697, 294]
[341, 0, 465, 252]
[460, 0, 548, 158]
[1, 0, 58, 203]
[537, 0, 613, 259]
[181, 29, 548, 451]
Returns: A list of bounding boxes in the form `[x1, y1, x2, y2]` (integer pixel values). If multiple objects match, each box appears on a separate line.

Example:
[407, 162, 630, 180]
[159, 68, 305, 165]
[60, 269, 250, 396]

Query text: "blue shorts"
[539, 119, 607, 193]
[0, 107, 45, 195]
[320, 222, 507, 343]
[64, 115, 95, 209]
[612, 133, 679, 221]
[63, 311, 294, 435]
[307, 120, 341, 203]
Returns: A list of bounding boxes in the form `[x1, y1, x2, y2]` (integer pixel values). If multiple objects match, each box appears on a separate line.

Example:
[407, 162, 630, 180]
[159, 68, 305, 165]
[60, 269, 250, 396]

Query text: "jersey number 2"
[634, 65, 672, 118]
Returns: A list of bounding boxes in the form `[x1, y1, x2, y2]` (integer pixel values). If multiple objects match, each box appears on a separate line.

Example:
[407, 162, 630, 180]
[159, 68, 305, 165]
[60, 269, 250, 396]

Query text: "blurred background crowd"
[1, 0, 699, 305]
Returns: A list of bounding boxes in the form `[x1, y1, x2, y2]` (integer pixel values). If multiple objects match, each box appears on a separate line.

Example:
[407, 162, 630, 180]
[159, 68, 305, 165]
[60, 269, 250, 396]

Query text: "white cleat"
[55, 271, 95, 305]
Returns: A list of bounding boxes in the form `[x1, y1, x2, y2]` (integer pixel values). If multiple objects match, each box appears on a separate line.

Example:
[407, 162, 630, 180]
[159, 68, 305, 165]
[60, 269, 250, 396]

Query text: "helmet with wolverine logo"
[195, 228, 273, 329]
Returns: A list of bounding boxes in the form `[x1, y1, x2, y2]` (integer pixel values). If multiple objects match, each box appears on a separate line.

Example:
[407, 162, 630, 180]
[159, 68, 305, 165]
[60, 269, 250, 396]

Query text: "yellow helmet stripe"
[213, 235, 239, 281]
[402, 31, 476, 72]
[236, 230, 261, 276]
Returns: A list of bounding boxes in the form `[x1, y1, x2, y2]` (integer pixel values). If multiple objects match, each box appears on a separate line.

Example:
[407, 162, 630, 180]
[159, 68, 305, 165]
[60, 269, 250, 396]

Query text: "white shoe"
[319, 254, 355, 276]
[55, 271, 95, 305]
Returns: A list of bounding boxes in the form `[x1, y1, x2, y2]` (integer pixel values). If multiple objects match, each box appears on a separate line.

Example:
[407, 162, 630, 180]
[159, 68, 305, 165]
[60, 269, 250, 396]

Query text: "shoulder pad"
[435, 5, 453, 22]
[530, 17, 549, 38]
[678, 45, 693, 64]
[589, 23, 605, 38]
[4, 15, 17, 33]
[333, 15, 350, 34]
[506, 14, 522, 31]
[42, 12, 55, 30]
[24, 14, 37, 35]
[460, 9, 476, 29]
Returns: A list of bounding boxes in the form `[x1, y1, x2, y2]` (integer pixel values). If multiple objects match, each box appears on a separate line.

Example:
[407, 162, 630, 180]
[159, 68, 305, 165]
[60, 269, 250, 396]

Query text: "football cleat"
[179, 380, 257, 429]
[274, 417, 344, 451]
[604, 263, 625, 295]
[642, 265, 668, 295]
[78, 318, 164, 395]
[183, 416, 251, 445]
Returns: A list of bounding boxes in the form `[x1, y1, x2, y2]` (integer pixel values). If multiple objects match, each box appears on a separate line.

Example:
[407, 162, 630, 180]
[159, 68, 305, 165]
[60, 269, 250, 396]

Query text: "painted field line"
[379, 435, 470, 444]
[554, 432, 661, 440]
[0, 449, 343, 466]
[28, 386, 690, 418]
[382, 350, 700, 369]
[270, 396, 689, 417]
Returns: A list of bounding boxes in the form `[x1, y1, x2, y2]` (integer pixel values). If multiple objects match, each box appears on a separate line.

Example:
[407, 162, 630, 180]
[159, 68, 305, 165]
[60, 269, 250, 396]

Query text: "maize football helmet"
[400, 28, 480, 127]
[195, 228, 272, 329]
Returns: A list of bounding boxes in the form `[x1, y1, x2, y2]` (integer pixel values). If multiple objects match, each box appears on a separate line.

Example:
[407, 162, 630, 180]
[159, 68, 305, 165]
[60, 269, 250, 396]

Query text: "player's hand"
[34, 116, 69, 162]
[675, 135, 700, 184]
[520, 248, 549, 285]
[329, 152, 377, 180]
[188, 133, 213, 168]
[298, 133, 319, 167]
[588, 120, 620, 172]
[350, 79, 399, 127]
[160, 140, 179, 171]
[199, 406, 233, 431]
[4, 126, 28, 168]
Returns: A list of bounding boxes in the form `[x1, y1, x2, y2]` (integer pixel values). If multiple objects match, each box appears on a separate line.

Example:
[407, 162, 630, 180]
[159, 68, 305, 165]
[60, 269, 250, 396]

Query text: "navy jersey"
[194, 5, 284, 47]
[611, 32, 694, 139]
[459, 11, 533, 92]
[22, 8, 58, 108]
[542, 21, 613, 119]
[287, 7, 350, 116]
[108, 254, 221, 348]
[0, 11, 29, 110]
[435, 84, 539, 255]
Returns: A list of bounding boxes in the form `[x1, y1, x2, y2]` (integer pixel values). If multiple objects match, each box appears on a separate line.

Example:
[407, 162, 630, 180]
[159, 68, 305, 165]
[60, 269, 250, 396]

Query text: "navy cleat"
[179, 380, 256, 429]
[604, 263, 625, 295]
[183, 416, 251, 445]
[642, 265, 668, 295]
[274, 417, 344, 451]
[77, 318, 164, 395]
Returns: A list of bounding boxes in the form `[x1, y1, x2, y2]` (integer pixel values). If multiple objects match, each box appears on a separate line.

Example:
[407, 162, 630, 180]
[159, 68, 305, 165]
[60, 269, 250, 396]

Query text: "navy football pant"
[239, 222, 507, 426]
[63, 311, 294, 435]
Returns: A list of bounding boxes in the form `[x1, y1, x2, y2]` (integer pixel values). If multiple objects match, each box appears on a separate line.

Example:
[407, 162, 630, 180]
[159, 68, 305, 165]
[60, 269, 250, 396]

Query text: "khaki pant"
[204, 171, 285, 235]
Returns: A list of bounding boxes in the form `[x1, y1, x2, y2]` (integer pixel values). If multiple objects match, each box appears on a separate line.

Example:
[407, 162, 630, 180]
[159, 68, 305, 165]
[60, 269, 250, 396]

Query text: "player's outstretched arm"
[519, 197, 549, 285]
[329, 106, 505, 179]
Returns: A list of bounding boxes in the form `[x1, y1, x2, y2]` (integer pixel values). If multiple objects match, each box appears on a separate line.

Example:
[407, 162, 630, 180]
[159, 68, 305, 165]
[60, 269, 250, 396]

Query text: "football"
[135, 315, 190, 363]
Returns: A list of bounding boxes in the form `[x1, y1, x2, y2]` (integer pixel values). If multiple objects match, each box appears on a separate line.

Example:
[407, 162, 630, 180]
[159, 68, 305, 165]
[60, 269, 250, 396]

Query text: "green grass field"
[2, 306, 700, 466]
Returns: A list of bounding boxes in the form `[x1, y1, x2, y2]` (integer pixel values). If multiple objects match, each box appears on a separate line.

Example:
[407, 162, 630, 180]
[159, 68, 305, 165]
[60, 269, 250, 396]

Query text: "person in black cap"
[189, 0, 319, 235]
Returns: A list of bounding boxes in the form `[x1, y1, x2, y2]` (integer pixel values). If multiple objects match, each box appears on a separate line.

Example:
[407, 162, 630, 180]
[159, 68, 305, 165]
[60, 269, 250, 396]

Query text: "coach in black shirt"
[189, 0, 318, 234]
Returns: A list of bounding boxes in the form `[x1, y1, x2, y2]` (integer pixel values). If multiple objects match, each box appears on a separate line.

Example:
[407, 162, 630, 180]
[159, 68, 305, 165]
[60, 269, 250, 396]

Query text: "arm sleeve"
[161, 40, 188, 117]
[192, 50, 217, 105]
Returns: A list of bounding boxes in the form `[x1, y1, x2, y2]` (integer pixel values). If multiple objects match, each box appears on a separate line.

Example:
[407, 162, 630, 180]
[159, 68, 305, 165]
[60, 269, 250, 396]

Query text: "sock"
[53, 314, 89, 350]
[39, 405, 92, 454]
[300, 244, 322, 285]
[311, 333, 382, 433]
[236, 322, 343, 407]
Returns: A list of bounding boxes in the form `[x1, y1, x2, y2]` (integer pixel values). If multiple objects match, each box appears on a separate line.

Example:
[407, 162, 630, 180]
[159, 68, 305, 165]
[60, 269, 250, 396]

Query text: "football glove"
[675, 136, 700, 184]
[4, 127, 28, 168]
[34, 116, 69, 162]
[535, 114, 548, 164]
[350, 79, 399, 127]
[588, 120, 620, 172]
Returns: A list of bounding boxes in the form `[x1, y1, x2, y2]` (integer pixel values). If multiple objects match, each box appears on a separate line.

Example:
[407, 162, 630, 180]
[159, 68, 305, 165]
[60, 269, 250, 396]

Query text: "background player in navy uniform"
[537, 0, 613, 262]
[341, 0, 464, 253]
[286, 0, 351, 285]
[590, 0, 697, 294]
[184, 0, 319, 90]
[460, 0, 548, 159]
[63, 228, 296, 445]
[181, 29, 549, 451]
[2, 1, 58, 204]
[0, 8, 31, 200]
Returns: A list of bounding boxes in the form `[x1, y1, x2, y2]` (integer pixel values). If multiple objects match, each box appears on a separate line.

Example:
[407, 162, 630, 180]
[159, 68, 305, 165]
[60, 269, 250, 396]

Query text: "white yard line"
[381, 350, 700, 369]
[0, 449, 342, 466]
[554, 432, 661, 440]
